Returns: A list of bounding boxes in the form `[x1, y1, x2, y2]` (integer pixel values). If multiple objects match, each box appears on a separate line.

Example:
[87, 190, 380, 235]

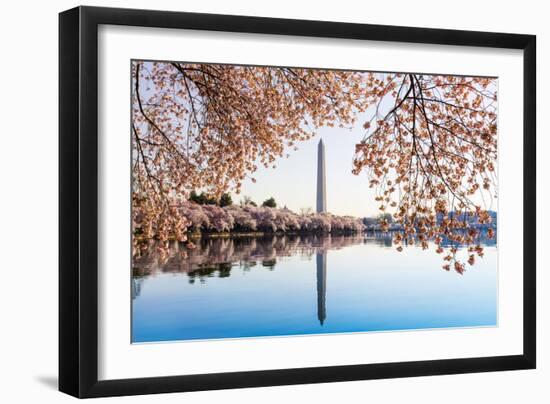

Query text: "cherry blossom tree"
[132, 61, 367, 255]
[132, 61, 497, 273]
[352, 73, 497, 272]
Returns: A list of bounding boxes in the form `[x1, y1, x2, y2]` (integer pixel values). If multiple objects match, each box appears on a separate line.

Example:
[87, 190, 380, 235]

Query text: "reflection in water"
[316, 252, 327, 325]
[132, 232, 497, 342]
[131, 276, 143, 300]
[133, 233, 367, 278]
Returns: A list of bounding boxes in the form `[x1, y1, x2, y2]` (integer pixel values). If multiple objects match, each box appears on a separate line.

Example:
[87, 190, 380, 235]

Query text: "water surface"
[132, 233, 497, 342]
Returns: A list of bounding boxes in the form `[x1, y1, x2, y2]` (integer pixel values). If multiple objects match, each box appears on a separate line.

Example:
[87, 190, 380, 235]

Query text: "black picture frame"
[59, 5, 536, 398]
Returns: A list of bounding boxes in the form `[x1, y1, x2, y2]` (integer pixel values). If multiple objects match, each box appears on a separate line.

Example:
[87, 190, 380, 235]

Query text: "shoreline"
[187, 230, 363, 239]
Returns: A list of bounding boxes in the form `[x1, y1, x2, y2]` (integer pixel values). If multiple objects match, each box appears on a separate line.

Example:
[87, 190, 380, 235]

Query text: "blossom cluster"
[180, 202, 365, 234]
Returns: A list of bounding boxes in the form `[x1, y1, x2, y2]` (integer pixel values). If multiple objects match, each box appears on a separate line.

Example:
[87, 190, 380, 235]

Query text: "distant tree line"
[177, 200, 364, 234]
[363, 211, 497, 232]
[189, 190, 233, 207]
[189, 191, 278, 209]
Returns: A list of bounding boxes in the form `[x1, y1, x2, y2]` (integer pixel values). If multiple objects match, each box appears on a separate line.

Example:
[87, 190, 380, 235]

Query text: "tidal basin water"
[132, 233, 497, 343]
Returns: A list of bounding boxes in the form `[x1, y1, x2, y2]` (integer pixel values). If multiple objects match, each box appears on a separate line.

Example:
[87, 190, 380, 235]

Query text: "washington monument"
[316, 139, 327, 213]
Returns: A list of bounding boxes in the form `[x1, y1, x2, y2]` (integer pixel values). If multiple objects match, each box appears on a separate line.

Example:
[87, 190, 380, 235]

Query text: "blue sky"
[239, 120, 380, 218]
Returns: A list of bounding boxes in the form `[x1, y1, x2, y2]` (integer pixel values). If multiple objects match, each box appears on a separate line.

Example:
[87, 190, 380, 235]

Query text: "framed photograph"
[59, 6, 536, 398]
